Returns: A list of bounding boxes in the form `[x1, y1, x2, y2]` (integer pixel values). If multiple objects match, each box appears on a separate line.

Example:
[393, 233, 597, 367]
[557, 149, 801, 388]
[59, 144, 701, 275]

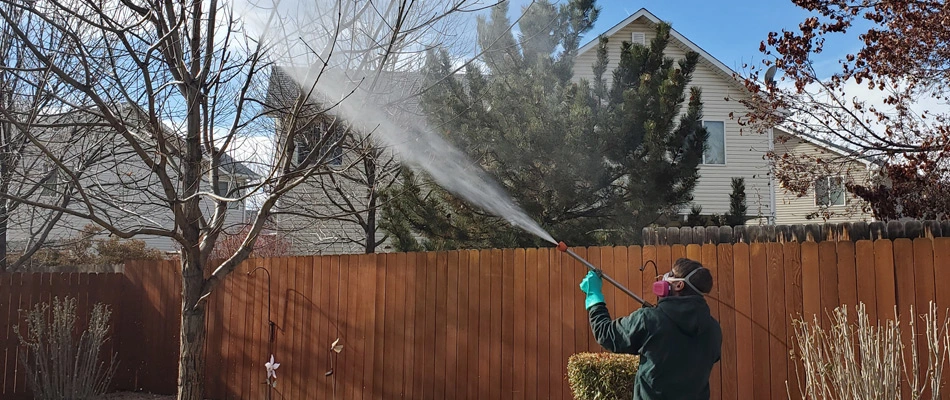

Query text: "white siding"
[573, 17, 773, 220]
[772, 130, 874, 224]
[6, 144, 252, 255]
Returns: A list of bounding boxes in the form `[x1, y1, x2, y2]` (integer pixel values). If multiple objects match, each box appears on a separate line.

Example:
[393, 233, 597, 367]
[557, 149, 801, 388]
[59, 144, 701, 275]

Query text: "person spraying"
[579, 258, 722, 400]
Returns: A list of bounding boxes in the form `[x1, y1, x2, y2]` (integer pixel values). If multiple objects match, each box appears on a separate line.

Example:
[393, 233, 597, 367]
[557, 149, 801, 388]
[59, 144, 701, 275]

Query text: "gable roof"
[774, 126, 882, 168]
[577, 8, 742, 84]
[579, 9, 880, 171]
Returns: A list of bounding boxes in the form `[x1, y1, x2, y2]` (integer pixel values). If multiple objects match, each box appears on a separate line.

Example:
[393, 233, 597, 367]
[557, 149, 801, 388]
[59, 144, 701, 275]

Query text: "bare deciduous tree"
[739, 0, 950, 220]
[0, 0, 485, 398]
[263, 0, 477, 254]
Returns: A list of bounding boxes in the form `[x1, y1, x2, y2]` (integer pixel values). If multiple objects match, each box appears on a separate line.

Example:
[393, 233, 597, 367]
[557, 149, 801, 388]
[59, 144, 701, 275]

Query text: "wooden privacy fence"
[2, 239, 950, 399]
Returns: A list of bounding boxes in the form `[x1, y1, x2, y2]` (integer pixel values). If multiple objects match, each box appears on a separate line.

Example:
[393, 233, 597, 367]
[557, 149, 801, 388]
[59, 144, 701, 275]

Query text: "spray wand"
[557, 241, 654, 308]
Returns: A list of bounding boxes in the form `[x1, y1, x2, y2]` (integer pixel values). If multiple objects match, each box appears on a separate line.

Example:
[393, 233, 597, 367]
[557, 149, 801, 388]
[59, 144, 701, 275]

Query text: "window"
[216, 180, 230, 196]
[295, 140, 312, 165]
[631, 32, 646, 46]
[216, 180, 244, 209]
[295, 126, 343, 166]
[815, 176, 846, 206]
[41, 165, 62, 196]
[702, 121, 725, 165]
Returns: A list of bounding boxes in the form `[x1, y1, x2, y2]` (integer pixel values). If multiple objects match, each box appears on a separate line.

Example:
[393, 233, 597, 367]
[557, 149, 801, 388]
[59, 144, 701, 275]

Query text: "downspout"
[767, 127, 777, 225]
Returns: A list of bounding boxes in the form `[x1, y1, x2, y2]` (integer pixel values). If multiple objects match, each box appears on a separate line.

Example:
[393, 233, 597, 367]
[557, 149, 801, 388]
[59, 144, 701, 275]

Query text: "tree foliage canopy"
[744, 0, 950, 220]
[382, 1, 708, 249]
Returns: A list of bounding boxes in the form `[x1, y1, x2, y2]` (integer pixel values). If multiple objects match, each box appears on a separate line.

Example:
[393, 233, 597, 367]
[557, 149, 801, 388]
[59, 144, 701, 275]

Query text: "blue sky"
[508, 0, 868, 79]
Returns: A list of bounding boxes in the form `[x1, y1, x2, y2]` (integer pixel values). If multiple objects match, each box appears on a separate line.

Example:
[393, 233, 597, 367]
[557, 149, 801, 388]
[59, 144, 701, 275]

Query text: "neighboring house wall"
[270, 116, 396, 255]
[266, 67, 415, 255]
[772, 129, 874, 224]
[4, 126, 255, 255]
[573, 11, 774, 221]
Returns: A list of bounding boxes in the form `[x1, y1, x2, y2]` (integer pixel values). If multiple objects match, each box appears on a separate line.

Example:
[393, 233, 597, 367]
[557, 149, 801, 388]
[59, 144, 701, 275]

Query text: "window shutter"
[632, 32, 646, 45]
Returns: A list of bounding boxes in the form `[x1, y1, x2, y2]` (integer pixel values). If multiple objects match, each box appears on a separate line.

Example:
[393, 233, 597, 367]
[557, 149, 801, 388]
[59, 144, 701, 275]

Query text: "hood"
[655, 295, 713, 337]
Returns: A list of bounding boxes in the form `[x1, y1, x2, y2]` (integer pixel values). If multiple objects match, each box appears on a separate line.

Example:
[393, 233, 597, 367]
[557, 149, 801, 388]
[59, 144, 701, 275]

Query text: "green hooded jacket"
[588, 296, 722, 400]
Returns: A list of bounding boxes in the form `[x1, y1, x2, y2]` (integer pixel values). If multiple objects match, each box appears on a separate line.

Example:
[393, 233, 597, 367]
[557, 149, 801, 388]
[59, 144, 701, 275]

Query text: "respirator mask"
[652, 268, 705, 298]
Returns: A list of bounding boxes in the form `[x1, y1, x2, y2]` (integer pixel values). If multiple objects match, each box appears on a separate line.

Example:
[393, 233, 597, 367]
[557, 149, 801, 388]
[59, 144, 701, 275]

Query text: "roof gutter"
[768, 127, 777, 225]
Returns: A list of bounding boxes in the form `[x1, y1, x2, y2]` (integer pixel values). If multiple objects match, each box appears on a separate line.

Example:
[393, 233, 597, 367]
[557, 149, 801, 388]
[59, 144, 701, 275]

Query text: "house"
[263, 8, 879, 256]
[573, 8, 875, 225]
[264, 67, 412, 255]
[4, 107, 259, 257]
[771, 131, 877, 224]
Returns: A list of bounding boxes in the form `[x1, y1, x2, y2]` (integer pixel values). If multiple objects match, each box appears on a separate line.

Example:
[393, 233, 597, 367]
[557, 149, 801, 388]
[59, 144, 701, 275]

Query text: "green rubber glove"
[579, 270, 605, 310]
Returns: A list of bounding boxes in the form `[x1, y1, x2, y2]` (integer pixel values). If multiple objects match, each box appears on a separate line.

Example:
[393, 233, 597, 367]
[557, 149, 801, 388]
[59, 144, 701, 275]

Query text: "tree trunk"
[364, 152, 377, 254]
[177, 259, 207, 400]
[0, 200, 7, 272]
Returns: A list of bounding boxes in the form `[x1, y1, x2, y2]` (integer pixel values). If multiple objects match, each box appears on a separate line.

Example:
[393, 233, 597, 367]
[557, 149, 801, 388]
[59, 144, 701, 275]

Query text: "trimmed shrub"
[567, 352, 640, 400]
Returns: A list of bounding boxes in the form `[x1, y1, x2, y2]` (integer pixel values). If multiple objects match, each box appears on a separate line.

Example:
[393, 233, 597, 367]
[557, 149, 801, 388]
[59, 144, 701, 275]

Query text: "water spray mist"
[557, 241, 654, 308]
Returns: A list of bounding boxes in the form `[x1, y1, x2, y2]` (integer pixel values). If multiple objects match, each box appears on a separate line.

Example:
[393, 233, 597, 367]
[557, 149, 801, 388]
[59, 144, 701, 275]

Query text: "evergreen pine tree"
[381, 0, 607, 250]
[382, 4, 708, 249]
[726, 177, 748, 226]
[597, 22, 707, 243]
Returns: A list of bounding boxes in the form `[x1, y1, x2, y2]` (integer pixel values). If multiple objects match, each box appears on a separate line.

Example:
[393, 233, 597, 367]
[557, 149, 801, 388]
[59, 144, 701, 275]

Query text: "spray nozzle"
[557, 241, 568, 252]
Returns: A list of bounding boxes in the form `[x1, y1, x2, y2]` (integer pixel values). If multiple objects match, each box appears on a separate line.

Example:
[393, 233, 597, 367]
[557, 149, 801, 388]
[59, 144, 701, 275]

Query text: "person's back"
[581, 258, 722, 400]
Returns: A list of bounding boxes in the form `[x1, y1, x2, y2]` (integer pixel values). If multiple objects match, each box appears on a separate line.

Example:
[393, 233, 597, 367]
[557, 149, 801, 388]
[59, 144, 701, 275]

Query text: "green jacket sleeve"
[587, 303, 648, 355]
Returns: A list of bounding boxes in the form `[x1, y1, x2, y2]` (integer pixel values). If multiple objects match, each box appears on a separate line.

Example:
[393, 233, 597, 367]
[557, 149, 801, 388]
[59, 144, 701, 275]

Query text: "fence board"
[320, 255, 336, 399]
[380, 253, 398, 399]
[341, 255, 358, 400]
[702, 244, 721, 400]
[894, 238, 916, 400]
[404, 252, 419, 399]
[801, 242, 820, 322]
[585, 247, 601, 353]
[227, 264, 248, 399]
[488, 249, 503, 400]
[523, 249, 538, 400]
[913, 238, 936, 398]
[600, 247, 616, 323]
[372, 253, 386, 398]
[874, 240, 897, 320]
[434, 252, 448, 400]
[466, 250, 481, 400]
[716, 244, 737, 400]
[550, 245, 564, 400]
[936, 239, 950, 311]
[300, 257, 317, 400]
[749, 243, 771, 400]
[449, 250, 462, 399]
[936, 238, 950, 400]
[203, 267, 221, 399]
[570, 247, 589, 361]
[478, 250, 492, 400]
[766, 243, 787, 400]
[783, 242, 803, 400]
[855, 241, 878, 323]
[672, 244, 686, 263]
[686, 244, 701, 264]
[1, 273, 13, 397]
[455, 251, 471, 400]
[8, 239, 950, 400]
[501, 249, 514, 398]
[626, 246, 654, 313]
[732, 243, 754, 400]
[277, 257, 295, 400]
[818, 241, 839, 329]
[611, 247, 632, 319]
[13, 273, 28, 394]
[642, 246, 658, 308]
[837, 241, 858, 310]
[513, 249, 526, 400]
